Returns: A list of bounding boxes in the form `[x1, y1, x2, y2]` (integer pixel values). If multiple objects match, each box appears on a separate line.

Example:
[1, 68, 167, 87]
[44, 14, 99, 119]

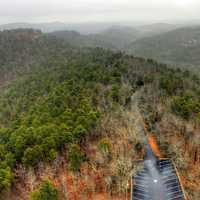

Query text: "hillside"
[50, 26, 140, 50]
[0, 29, 199, 199]
[50, 24, 180, 50]
[136, 23, 180, 36]
[50, 26, 141, 50]
[126, 26, 200, 66]
[89, 26, 141, 49]
[49, 30, 116, 49]
[0, 29, 75, 88]
[0, 22, 182, 51]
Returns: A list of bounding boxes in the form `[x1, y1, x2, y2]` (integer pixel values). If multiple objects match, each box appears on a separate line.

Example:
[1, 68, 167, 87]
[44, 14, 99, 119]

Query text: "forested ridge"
[0, 29, 200, 199]
[126, 26, 200, 67]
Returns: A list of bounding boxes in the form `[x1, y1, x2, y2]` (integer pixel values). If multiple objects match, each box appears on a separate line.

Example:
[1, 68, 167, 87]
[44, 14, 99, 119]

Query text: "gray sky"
[0, 0, 200, 24]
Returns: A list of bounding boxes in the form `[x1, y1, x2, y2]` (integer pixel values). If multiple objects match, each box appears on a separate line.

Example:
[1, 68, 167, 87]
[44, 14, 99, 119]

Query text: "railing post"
[172, 160, 188, 200]
[130, 176, 133, 200]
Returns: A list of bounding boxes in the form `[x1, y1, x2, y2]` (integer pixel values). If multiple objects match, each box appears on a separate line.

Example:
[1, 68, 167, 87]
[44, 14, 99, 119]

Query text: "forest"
[0, 29, 199, 199]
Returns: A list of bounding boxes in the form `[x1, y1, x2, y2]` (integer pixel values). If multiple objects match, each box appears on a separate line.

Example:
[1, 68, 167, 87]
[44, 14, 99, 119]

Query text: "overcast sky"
[0, 0, 200, 24]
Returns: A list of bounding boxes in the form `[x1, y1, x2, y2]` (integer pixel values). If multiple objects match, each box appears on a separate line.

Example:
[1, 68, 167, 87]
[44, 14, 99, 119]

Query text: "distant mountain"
[0, 22, 140, 35]
[126, 26, 200, 66]
[51, 24, 179, 49]
[50, 26, 141, 49]
[95, 24, 180, 49]
[0, 22, 180, 35]
[0, 22, 68, 33]
[136, 23, 180, 37]
[7, 22, 200, 67]
[90, 26, 141, 49]
[65, 22, 122, 34]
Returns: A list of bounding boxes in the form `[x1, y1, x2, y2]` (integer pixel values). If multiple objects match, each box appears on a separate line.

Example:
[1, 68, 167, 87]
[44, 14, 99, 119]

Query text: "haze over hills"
[49, 23, 200, 68]
[3, 21, 200, 67]
[49, 26, 141, 49]
[0, 21, 180, 34]
[0, 22, 124, 34]
[0, 22, 69, 33]
[89, 26, 141, 49]
[125, 26, 200, 66]
[49, 23, 181, 49]
[135, 23, 180, 37]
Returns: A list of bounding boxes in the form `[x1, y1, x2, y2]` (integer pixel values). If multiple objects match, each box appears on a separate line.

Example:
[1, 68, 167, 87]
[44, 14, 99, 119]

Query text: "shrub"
[171, 91, 200, 119]
[0, 167, 13, 192]
[68, 144, 85, 172]
[159, 75, 183, 95]
[98, 138, 110, 154]
[22, 146, 42, 167]
[72, 125, 87, 141]
[29, 180, 58, 200]
[109, 85, 120, 102]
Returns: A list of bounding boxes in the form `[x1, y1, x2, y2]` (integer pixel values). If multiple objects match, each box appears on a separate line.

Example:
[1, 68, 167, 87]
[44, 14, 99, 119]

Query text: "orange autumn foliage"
[148, 135, 162, 158]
